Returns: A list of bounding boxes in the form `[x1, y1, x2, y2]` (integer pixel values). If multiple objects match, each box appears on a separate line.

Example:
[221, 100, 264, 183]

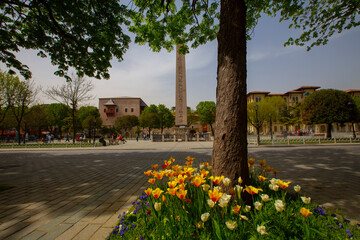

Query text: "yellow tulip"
[209, 176, 224, 185]
[233, 205, 241, 214]
[167, 187, 178, 196]
[208, 189, 223, 202]
[243, 186, 263, 195]
[277, 180, 291, 189]
[176, 189, 188, 200]
[192, 175, 205, 187]
[258, 175, 267, 182]
[152, 188, 164, 199]
[144, 188, 152, 195]
[168, 180, 177, 188]
[300, 208, 312, 217]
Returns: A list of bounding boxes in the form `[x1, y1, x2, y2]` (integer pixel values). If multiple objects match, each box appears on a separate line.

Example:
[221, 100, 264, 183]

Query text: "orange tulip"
[258, 175, 267, 182]
[144, 188, 152, 195]
[192, 175, 205, 187]
[300, 208, 312, 217]
[200, 169, 209, 177]
[168, 180, 177, 188]
[209, 176, 224, 185]
[152, 164, 159, 170]
[162, 195, 166, 203]
[243, 186, 263, 195]
[152, 188, 164, 199]
[248, 158, 255, 166]
[208, 189, 223, 202]
[233, 205, 241, 214]
[177, 175, 187, 184]
[266, 166, 273, 172]
[259, 159, 266, 167]
[144, 170, 152, 176]
[167, 187, 178, 196]
[176, 189, 188, 200]
[154, 172, 164, 180]
[148, 178, 155, 184]
[277, 180, 291, 189]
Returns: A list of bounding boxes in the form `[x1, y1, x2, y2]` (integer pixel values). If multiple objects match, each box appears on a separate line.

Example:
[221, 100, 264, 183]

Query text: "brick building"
[99, 97, 148, 127]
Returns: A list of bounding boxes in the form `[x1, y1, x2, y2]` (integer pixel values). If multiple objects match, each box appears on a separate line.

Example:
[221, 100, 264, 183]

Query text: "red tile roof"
[345, 89, 360, 93]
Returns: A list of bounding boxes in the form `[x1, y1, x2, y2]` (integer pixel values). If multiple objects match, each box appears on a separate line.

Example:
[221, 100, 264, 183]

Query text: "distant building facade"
[247, 86, 359, 137]
[99, 97, 148, 127]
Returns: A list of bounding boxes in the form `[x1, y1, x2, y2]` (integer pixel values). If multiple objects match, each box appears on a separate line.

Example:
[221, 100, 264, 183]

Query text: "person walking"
[136, 133, 139, 142]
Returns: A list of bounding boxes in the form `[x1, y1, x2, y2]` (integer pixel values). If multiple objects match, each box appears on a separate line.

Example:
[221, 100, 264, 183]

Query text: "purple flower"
[331, 213, 336, 217]
[338, 223, 343, 229]
[140, 237, 144, 240]
[343, 218, 350, 223]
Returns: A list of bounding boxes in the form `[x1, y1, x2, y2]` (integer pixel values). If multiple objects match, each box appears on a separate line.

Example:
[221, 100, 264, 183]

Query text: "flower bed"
[107, 157, 359, 239]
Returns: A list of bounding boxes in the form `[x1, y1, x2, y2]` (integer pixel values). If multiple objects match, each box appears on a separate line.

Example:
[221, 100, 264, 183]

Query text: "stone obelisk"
[175, 45, 188, 140]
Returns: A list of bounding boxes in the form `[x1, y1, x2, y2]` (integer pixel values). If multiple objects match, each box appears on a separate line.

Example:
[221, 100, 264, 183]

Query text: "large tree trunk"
[212, 0, 250, 190]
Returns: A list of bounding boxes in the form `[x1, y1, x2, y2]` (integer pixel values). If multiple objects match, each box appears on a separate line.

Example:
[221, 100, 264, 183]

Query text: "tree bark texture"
[212, 0, 250, 188]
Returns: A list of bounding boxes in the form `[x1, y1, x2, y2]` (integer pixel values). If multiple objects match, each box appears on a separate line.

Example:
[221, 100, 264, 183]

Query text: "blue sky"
[2, 14, 359, 110]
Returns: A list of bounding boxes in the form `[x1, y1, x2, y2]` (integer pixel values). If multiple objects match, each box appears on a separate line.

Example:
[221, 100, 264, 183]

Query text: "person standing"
[136, 133, 139, 142]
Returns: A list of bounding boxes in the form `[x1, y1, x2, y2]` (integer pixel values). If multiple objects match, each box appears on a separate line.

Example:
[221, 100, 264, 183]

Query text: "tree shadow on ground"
[0, 150, 212, 239]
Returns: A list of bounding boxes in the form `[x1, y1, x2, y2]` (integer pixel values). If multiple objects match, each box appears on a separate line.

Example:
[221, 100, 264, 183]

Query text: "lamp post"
[269, 113, 273, 141]
[254, 104, 260, 145]
[23, 120, 27, 144]
[347, 102, 356, 139]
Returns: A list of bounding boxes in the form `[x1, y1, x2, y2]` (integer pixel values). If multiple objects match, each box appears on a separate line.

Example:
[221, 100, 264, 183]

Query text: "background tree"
[25, 105, 49, 138]
[157, 104, 175, 134]
[247, 102, 266, 144]
[2, 74, 36, 144]
[139, 112, 158, 137]
[0, 71, 11, 126]
[45, 74, 94, 143]
[0, 0, 131, 80]
[301, 89, 357, 138]
[262, 97, 286, 140]
[350, 97, 360, 138]
[82, 116, 102, 140]
[114, 115, 139, 137]
[196, 101, 216, 137]
[187, 108, 198, 127]
[45, 103, 70, 138]
[78, 106, 99, 137]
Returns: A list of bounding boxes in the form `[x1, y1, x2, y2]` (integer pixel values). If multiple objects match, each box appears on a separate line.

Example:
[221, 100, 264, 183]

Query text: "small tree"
[301, 89, 356, 138]
[187, 108, 198, 127]
[25, 105, 49, 138]
[247, 102, 266, 145]
[45, 75, 94, 143]
[157, 104, 175, 134]
[139, 112, 158, 136]
[196, 101, 216, 136]
[2, 74, 36, 144]
[114, 115, 139, 137]
[45, 103, 70, 138]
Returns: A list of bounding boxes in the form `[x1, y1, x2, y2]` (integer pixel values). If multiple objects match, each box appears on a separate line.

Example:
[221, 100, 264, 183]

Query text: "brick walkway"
[0, 142, 359, 239]
[0, 141, 213, 239]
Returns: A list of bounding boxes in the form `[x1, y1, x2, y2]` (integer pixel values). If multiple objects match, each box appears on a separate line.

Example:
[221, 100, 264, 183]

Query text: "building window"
[116, 108, 118, 112]
[131, 108, 134, 112]
[255, 97, 261, 102]
[125, 108, 128, 112]
[284, 98, 287, 102]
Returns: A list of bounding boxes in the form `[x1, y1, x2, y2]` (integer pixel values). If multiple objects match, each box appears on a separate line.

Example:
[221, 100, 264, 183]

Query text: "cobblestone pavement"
[0, 142, 359, 239]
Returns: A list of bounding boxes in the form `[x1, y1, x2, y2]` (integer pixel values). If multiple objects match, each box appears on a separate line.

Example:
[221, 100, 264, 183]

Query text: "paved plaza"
[0, 141, 359, 239]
